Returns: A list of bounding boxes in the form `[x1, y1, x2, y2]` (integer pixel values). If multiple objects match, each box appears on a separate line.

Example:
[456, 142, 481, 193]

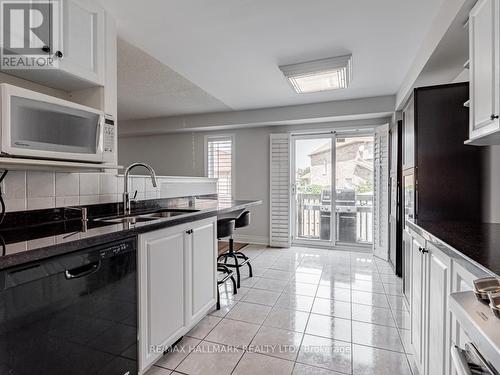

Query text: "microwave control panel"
[103, 117, 115, 154]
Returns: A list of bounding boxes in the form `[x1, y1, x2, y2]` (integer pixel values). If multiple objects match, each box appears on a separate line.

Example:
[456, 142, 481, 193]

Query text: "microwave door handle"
[96, 115, 104, 153]
[451, 346, 473, 375]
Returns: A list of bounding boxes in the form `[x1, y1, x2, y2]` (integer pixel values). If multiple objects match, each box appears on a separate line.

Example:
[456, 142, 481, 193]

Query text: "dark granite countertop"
[0, 197, 262, 271]
[406, 220, 500, 276]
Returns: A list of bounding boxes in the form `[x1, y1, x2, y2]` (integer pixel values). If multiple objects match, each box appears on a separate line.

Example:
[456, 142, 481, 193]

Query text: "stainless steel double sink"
[94, 209, 199, 224]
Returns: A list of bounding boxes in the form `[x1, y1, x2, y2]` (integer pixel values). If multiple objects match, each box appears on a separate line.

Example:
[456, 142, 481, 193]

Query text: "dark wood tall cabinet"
[401, 83, 483, 303]
[402, 82, 483, 224]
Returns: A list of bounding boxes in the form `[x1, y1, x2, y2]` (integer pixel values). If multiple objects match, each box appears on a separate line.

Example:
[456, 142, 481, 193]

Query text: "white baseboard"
[232, 234, 269, 246]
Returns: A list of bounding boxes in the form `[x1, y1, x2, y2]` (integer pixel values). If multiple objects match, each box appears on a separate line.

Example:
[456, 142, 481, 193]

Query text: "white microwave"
[0, 84, 115, 163]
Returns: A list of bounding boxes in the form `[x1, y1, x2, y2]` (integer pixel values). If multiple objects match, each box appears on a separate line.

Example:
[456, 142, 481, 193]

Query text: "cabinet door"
[411, 235, 425, 373]
[403, 229, 412, 304]
[403, 97, 415, 170]
[138, 227, 186, 372]
[60, 0, 105, 85]
[188, 220, 217, 324]
[469, 0, 499, 138]
[425, 244, 450, 375]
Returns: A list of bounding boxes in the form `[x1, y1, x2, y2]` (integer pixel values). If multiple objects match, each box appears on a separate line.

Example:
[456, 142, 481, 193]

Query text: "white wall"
[119, 118, 390, 244]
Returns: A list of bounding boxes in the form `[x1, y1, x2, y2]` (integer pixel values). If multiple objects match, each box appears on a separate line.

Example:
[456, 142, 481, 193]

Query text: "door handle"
[65, 261, 100, 280]
[96, 115, 104, 154]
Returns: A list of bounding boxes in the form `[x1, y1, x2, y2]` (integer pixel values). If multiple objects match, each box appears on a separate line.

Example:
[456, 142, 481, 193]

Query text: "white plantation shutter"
[270, 134, 290, 247]
[373, 125, 390, 260]
[207, 136, 233, 202]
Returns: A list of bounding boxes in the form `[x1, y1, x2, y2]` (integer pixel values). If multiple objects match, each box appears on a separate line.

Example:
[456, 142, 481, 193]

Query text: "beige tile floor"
[145, 245, 414, 375]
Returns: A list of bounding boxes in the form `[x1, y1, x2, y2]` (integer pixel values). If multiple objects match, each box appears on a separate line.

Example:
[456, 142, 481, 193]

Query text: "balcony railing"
[296, 193, 373, 244]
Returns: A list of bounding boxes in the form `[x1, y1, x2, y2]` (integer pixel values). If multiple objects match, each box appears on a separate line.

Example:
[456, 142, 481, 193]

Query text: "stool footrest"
[219, 257, 251, 268]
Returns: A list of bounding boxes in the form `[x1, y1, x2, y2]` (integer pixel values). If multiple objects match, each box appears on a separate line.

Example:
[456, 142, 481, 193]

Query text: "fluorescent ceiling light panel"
[279, 55, 352, 94]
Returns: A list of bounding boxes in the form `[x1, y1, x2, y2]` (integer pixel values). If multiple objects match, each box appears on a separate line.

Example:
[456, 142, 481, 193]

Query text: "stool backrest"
[217, 219, 235, 239]
[235, 211, 251, 229]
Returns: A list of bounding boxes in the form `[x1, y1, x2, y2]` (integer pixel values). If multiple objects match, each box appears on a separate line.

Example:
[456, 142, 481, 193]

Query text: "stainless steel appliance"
[0, 237, 137, 375]
[450, 291, 500, 374]
[335, 189, 357, 243]
[0, 83, 115, 163]
[403, 171, 415, 223]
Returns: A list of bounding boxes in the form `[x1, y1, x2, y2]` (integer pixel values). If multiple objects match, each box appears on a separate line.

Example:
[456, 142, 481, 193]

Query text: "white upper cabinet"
[1, 0, 106, 90]
[467, 0, 500, 145]
[59, 0, 105, 86]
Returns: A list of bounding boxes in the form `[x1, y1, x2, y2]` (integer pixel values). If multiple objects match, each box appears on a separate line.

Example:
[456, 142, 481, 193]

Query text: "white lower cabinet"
[188, 222, 218, 323]
[406, 226, 491, 375]
[410, 233, 450, 375]
[403, 229, 412, 305]
[425, 243, 451, 375]
[138, 217, 217, 374]
[410, 233, 426, 374]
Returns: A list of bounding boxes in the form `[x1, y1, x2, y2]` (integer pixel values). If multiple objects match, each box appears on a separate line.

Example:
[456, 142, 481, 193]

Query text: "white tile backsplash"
[27, 197, 55, 210]
[4, 198, 26, 212]
[116, 176, 124, 195]
[79, 173, 99, 195]
[145, 191, 157, 199]
[3, 171, 26, 198]
[55, 196, 80, 207]
[1, 172, 214, 212]
[79, 195, 100, 206]
[131, 176, 145, 194]
[55, 173, 80, 197]
[27, 171, 55, 197]
[99, 173, 117, 195]
[27, 236, 55, 250]
[99, 194, 119, 203]
[5, 241, 27, 255]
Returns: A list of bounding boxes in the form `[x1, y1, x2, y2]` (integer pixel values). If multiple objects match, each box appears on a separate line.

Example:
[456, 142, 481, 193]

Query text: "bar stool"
[218, 211, 253, 288]
[216, 219, 237, 310]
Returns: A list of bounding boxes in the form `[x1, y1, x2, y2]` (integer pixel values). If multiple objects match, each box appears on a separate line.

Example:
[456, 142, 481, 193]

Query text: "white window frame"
[204, 134, 235, 199]
[288, 126, 378, 251]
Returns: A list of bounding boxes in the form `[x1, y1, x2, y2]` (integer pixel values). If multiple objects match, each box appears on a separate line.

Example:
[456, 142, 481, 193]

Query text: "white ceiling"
[98, 0, 446, 118]
[117, 38, 230, 120]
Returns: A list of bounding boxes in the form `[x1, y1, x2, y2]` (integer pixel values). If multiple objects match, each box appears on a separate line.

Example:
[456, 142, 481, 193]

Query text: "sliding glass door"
[335, 136, 374, 246]
[292, 132, 374, 248]
[292, 134, 335, 246]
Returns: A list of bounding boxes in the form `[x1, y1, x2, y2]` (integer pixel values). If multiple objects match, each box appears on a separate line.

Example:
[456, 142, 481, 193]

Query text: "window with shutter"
[270, 134, 291, 247]
[373, 124, 390, 259]
[206, 135, 233, 202]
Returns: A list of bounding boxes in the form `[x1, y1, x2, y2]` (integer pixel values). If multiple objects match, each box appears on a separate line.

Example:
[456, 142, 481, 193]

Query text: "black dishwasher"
[0, 237, 138, 375]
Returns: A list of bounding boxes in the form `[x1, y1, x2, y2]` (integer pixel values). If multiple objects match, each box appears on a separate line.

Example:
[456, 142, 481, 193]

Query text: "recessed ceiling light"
[279, 55, 352, 94]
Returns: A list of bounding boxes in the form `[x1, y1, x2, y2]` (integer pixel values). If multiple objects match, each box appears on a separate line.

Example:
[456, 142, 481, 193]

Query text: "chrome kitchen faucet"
[123, 163, 157, 215]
